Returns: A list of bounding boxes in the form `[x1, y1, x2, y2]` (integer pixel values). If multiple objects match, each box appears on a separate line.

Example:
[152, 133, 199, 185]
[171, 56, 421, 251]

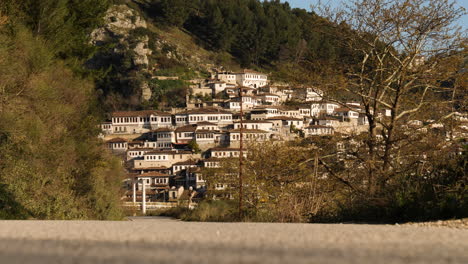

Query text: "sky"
[284, 0, 467, 29]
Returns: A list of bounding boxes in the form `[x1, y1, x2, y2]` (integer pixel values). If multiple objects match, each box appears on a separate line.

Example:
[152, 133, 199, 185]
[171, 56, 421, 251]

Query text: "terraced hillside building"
[110, 110, 172, 134]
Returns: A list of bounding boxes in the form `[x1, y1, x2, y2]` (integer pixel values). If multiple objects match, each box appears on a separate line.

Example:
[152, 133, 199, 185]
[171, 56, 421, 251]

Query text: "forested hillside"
[90, 0, 359, 111]
[152, 0, 354, 68]
[0, 1, 123, 219]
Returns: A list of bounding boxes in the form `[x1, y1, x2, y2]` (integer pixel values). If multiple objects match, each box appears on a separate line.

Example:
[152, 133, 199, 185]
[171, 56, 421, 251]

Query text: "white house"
[266, 116, 304, 130]
[256, 93, 280, 105]
[110, 110, 172, 134]
[250, 107, 280, 120]
[304, 125, 334, 136]
[334, 107, 360, 119]
[106, 137, 128, 152]
[234, 69, 268, 88]
[175, 125, 197, 144]
[228, 129, 270, 145]
[134, 150, 200, 169]
[317, 116, 342, 127]
[216, 72, 237, 85]
[127, 148, 158, 161]
[100, 122, 113, 135]
[225, 96, 257, 110]
[311, 101, 341, 117]
[233, 120, 273, 131]
[172, 160, 199, 174]
[151, 127, 175, 149]
[174, 108, 233, 127]
[195, 129, 223, 146]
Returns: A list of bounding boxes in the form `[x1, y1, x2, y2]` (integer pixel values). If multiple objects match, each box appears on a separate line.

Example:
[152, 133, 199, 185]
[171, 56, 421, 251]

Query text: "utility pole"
[239, 86, 244, 221]
[142, 178, 146, 215]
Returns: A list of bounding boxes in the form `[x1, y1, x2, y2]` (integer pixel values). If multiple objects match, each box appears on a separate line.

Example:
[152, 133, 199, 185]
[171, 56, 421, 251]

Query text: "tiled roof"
[257, 93, 280, 97]
[233, 120, 272, 124]
[129, 166, 169, 171]
[203, 157, 222, 162]
[307, 125, 334, 129]
[195, 129, 220, 133]
[106, 137, 127, 143]
[320, 116, 342, 121]
[153, 127, 174, 132]
[334, 107, 353, 112]
[176, 108, 232, 115]
[112, 110, 171, 117]
[145, 150, 192, 155]
[127, 148, 156, 152]
[175, 125, 197, 132]
[173, 159, 199, 166]
[266, 116, 303, 121]
[210, 147, 241, 151]
[228, 129, 269, 133]
[138, 172, 170, 177]
[196, 121, 218, 126]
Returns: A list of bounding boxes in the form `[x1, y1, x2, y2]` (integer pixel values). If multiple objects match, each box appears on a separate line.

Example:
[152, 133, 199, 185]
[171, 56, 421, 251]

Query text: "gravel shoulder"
[402, 218, 468, 229]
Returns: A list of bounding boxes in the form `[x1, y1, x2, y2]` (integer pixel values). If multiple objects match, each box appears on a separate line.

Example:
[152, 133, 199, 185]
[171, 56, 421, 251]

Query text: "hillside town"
[101, 69, 467, 210]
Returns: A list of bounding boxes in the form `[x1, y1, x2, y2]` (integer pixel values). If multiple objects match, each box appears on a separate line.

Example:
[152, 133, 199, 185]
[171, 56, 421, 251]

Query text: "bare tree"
[312, 0, 467, 198]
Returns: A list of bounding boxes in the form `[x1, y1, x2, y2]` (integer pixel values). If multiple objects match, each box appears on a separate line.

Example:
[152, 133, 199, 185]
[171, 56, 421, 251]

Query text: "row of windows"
[156, 133, 171, 138]
[196, 133, 214, 139]
[235, 124, 262, 129]
[129, 151, 145, 156]
[113, 116, 171, 124]
[213, 151, 239, 157]
[231, 134, 266, 140]
[146, 155, 168, 160]
[204, 162, 219, 168]
[110, 143, 127, 149]
[245, 74, 267, 80]
[154, 178, 168, 184]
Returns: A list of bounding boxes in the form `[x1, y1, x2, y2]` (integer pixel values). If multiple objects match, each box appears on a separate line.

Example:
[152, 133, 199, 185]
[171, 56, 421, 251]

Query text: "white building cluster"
[102, 69, 393, 206]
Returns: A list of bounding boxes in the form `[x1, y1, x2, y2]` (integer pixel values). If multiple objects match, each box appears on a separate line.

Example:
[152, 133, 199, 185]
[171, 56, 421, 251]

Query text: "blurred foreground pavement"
[0, 217, 467, 264]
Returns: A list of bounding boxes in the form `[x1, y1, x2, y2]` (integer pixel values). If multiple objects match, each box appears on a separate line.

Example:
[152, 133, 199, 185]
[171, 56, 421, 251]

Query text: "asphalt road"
[0, 217, 467, 264]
